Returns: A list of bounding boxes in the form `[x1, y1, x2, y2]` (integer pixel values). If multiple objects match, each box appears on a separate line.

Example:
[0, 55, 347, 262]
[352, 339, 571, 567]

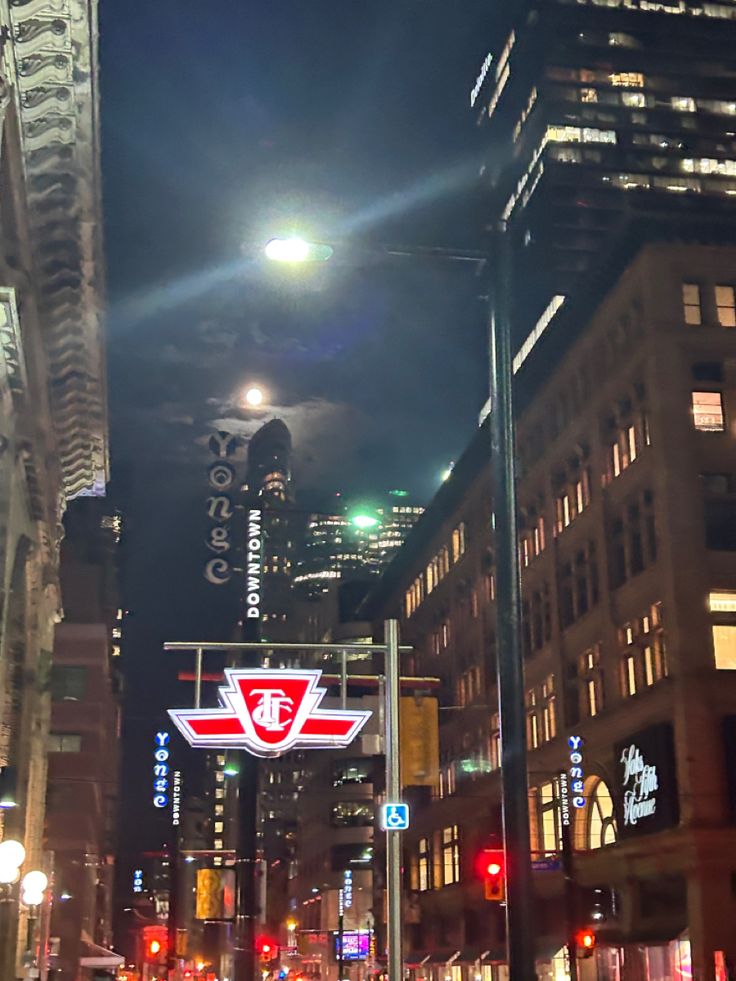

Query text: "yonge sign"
[169, 668, 371, 758]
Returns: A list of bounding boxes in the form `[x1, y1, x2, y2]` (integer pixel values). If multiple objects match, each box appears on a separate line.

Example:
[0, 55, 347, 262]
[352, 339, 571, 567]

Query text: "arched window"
[580, 776, 617, 850]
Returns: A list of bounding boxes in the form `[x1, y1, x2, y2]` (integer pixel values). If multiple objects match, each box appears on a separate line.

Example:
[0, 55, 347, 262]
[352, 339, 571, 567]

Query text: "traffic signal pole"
[385, 619, 403, 981]
[488, 225, 537, 981]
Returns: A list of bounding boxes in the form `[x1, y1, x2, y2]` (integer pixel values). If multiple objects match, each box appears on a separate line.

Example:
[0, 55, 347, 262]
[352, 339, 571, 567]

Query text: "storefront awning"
[406, 949, 461, 967]
[79, 939, 125, 968]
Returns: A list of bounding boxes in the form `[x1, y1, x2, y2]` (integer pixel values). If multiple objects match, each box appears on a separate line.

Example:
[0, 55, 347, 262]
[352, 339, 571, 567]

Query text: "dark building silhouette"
[246, 419, 295, 641]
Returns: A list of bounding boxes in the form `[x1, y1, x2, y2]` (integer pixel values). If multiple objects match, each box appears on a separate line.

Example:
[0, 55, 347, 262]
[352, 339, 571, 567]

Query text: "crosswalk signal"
[476, 847, 506, 902]
[575, 929, 596, 958]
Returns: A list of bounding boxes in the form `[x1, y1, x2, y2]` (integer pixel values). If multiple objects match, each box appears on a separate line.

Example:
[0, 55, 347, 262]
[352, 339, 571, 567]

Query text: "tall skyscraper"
[478, 0, 736, 347]
[246, 419, 295, 639]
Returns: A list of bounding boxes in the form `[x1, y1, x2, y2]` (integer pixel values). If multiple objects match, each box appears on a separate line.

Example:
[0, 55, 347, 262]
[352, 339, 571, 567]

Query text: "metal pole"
[559, 772, 579, 981]
[384, 619, 403, 981]
[340, 650, 347, 709]
[338, 887, 345, 981]
[488, 224, 536, 981]
[194, 647, 203, 709]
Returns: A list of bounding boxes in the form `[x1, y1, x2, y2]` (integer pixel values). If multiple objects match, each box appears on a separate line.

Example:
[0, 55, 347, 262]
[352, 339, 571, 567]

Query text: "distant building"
[247, 419, 295, 640]
[476, 0, 736, 345]
[45, 499, 122, 979]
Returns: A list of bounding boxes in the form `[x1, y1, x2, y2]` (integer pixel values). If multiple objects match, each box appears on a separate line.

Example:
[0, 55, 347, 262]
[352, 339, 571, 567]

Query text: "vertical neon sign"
[153, 731, 170, 809]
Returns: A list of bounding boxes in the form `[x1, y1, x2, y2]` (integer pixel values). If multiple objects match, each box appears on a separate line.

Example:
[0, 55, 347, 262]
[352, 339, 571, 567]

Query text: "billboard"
[334, 932, 371, 961]
[195, 868, 236, 921]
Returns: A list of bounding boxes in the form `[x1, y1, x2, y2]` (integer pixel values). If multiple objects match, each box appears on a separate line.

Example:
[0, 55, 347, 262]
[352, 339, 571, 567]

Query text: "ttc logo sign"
[379, 803, 410, 831]
[168, 668, 371, 758]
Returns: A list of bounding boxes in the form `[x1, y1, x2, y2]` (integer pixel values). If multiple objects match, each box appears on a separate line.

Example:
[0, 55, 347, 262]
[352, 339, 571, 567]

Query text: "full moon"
[244, 387, 265, 407]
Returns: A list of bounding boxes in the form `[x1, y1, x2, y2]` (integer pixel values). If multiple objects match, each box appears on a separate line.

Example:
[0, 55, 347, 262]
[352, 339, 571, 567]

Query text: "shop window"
[692, 391, 725, 431]
[716, 285, 736, 327]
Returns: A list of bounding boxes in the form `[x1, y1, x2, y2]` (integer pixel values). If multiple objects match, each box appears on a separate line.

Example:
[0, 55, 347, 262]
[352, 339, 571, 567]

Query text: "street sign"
[380, 802, 409, 831]
[169, 668, 371, 758]
[531, 857, 561, 872]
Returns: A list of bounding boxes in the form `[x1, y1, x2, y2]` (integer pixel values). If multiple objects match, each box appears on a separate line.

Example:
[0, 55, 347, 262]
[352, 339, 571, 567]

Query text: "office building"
[247, 419, 295, 639]
[364, 240, 736, 981]
[476, 0, 736, 344]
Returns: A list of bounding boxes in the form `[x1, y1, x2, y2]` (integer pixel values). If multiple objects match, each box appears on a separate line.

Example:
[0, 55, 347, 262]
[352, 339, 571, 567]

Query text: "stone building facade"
[0, 2, 107, 976]
[364, 242, 736, 981]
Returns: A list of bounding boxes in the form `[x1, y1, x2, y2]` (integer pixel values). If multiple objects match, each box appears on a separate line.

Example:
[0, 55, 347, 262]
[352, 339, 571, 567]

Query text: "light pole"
[263, 233, 537, 981]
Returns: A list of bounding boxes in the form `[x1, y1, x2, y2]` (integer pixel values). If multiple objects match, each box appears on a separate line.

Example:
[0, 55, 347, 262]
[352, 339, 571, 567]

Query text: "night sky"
[101, 2, 504, 860]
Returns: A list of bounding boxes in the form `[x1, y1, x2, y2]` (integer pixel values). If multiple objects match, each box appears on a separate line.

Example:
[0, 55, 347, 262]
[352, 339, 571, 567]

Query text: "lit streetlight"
[264, 238, 333, 263]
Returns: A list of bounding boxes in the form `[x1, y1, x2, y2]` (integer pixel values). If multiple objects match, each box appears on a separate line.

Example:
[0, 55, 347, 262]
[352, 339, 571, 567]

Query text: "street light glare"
[264, 237, 311, 263]
[351, 513, 379, 530]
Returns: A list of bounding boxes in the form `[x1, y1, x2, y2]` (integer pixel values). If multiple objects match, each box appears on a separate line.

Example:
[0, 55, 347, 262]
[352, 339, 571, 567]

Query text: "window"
[332, 759, 371, 787]
[622, 91, 645, 108]
[692, 391, 725, 431]
[584, 778, 617, 850]
[50, 665, 87, 702]
[330, 801, 374, 828]
[441, 825, 461, 886]
[534, 780, 561, 853]
[418, 837, 431, 891]
[214, 821, 224, 833]
[48, 732, 81, 753]
[451, 523, 466, 562]
[526, 677, 556, 748]
[713, 625, 736, 669]
[716, 285, 736, 327]
[331, 843, 373, 870]
[671, 96, 696, 112]
[620, 604, 667, 696]
[580, 644, 604, 717]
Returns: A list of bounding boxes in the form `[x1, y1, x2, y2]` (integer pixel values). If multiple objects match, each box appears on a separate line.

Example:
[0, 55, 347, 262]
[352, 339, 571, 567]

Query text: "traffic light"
[256, 934, 279, 963]
[149, 939, 161, 956]
[476, 847, 505, 902]
[575, 929, 596, 958]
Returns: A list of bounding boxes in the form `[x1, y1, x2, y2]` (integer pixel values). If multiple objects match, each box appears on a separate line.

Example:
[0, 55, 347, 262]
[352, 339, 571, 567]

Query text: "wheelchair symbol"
[380, 802, 409, 831]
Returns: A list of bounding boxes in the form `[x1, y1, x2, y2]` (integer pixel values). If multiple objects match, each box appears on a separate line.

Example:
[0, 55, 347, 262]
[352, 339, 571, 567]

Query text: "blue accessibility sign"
[380, 802, 410, 831]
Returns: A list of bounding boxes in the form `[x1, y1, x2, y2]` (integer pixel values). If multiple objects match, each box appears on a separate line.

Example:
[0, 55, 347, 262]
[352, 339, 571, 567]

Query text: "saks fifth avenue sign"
[615, 723, 679, 838]
[169, 668, 371, 758]
[620, 744, 658, 827]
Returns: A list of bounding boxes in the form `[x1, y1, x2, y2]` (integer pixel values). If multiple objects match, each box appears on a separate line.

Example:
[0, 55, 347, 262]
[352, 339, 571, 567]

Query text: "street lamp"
[264, 231, 536, 981]
[264, 237, 333, 263]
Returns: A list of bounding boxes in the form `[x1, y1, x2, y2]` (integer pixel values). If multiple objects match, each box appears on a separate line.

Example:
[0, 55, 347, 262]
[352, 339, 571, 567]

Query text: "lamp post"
[264, 233, 536, 981]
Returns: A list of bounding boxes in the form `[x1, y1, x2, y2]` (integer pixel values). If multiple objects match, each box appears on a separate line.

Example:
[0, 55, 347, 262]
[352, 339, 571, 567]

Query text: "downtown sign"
[169, 668, 371, 758]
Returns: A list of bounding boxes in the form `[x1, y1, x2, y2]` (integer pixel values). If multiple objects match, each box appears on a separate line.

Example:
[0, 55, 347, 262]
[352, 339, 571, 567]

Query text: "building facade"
[477, 0, 736, 343]
[46, 499, 122, 980]
[0, 2, 107, 977]
[365, 241, 736, 981]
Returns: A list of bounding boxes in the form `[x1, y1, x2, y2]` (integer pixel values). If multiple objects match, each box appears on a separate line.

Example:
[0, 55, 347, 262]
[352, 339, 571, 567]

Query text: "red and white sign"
[168, 668, 371, 758]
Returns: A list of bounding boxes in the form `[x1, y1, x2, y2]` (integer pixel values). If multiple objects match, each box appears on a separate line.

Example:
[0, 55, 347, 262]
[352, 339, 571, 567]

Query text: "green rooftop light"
[223, 762, 240, 778]
[389, 489, 409, 498]
[350, 513, 380, 530]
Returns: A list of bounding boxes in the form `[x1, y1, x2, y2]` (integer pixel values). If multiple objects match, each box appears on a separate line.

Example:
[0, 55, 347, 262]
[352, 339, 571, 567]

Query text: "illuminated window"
[490, 715, 500, 770]
[716, 285, 736, 327]
[214, 821, 224, 833]
[215, 787, 224, 799]
[584, 778, 617, 850]
[535, 781, 561, 853]
[672, 96, 696, 112]
[214, 839, 223, 850]
[330, 801, 374, 828]
[622, 91, 645, 108]
[215, 772, 224, 783]
[215, 804, 224, 815]
[580, 87, 598, 102]
[713, 625, 736, 668]
[418, 837, 431, 891]
[692, 391, 725, 431]
[451, 524, 466, 562]
[580, 644, 604, 717]
[610, 71, 645, 87]
[112, 645, 121, 658]
[441, 825, 461, 886]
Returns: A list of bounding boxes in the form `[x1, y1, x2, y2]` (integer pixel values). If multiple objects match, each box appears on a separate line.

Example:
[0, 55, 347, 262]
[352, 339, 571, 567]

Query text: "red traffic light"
[476, 848, 505, 902]
[576, 929, 596, 957]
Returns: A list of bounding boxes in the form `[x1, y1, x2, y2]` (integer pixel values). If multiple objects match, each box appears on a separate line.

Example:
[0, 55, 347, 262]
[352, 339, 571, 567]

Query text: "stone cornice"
[4, 0, 107, 500]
